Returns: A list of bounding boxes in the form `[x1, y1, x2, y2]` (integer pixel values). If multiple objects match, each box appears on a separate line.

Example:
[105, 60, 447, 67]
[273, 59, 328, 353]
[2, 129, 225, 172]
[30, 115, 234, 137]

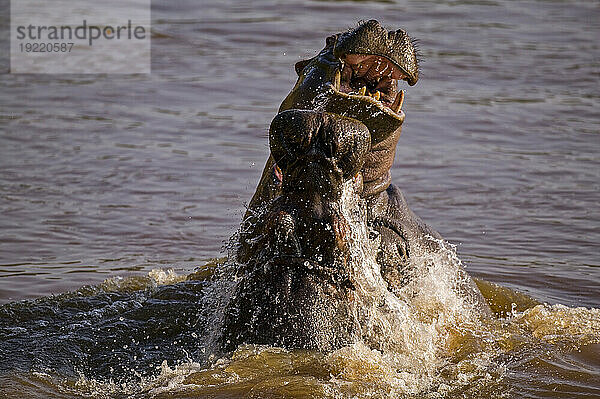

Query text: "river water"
[0, 0, 599, 398]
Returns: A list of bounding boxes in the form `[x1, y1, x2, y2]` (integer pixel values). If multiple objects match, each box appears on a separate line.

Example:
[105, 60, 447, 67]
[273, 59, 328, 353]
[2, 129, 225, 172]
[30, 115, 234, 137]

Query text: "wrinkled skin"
[220, 20, 490, 352]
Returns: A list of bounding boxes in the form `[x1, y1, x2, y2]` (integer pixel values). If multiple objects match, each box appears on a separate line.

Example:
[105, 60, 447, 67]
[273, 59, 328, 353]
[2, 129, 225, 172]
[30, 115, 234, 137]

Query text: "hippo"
[219, 20, 490, 352]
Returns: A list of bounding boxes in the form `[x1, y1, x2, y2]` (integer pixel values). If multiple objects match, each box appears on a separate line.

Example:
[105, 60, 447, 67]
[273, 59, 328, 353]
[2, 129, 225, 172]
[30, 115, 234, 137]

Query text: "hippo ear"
[325, 34, 338, 47]
[294, 58, 312, 76]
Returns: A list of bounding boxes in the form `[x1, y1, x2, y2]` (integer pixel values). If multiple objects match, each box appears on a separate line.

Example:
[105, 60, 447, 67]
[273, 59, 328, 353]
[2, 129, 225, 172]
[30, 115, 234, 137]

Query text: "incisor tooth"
[358, 86, 366, 96]
[334, 69, 341, 89]
[373, 91, 381, 101]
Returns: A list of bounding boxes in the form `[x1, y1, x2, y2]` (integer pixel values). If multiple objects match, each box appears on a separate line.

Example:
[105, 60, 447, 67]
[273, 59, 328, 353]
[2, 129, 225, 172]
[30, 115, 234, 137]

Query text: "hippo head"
[263, 110, 370, 274]
[221, 110, 403, 352]
[279, 19, 419, 143]
[218, 22, 428, 353]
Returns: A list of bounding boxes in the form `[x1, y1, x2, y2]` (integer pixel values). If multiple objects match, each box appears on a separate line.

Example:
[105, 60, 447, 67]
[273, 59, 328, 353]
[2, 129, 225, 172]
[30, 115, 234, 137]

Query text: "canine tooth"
[373, 91, 381, 101]
[358, 86, 366, 96]
[392, 90, 404, 112]
[334, 69, 341, 90]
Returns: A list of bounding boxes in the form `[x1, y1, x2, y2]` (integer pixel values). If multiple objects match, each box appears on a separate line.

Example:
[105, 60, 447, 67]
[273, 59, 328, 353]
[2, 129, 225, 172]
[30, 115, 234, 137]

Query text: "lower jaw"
[322, 86, 404, 143]
[278, 84, 404, 143]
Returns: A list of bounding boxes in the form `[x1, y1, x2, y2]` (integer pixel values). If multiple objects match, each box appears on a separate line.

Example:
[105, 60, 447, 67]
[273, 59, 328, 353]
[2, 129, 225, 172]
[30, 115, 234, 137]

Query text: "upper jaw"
[325, 20, 419, 121]
[333, 19, 419, 86]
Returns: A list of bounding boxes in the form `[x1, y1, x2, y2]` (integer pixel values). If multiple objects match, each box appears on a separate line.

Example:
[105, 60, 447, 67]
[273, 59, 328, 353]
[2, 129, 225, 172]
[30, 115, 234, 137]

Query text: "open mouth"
[331, 53, 406, 118]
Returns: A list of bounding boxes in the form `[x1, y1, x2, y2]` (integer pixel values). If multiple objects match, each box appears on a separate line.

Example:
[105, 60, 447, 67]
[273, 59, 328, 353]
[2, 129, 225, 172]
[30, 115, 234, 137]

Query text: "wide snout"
[269, 110, 370, 195]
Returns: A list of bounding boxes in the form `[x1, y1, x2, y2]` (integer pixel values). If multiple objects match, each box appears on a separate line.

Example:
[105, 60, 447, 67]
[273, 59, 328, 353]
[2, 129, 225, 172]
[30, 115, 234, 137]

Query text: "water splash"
[1, 246, 599, 398]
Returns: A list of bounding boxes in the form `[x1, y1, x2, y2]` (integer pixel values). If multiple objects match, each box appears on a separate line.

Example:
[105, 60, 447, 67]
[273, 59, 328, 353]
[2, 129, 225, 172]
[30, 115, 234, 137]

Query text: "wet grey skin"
[220, 21, 491, 352]
[221, 110, 370, 351]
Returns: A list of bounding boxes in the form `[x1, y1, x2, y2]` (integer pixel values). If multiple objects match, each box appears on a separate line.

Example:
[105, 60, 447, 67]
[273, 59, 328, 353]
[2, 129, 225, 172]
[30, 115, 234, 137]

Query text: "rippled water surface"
[0, 0, 598, 398]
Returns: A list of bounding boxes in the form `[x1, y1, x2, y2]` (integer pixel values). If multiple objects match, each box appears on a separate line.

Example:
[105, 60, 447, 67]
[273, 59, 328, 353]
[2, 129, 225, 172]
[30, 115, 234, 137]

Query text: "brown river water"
[0, 0, 599, 398]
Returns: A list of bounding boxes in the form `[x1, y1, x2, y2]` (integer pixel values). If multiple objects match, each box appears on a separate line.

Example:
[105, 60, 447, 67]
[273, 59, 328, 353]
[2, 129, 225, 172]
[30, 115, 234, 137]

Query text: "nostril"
[320, 114, 370, 178]
[269, 110, 322, 169]
[270, 111, 370, 187]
